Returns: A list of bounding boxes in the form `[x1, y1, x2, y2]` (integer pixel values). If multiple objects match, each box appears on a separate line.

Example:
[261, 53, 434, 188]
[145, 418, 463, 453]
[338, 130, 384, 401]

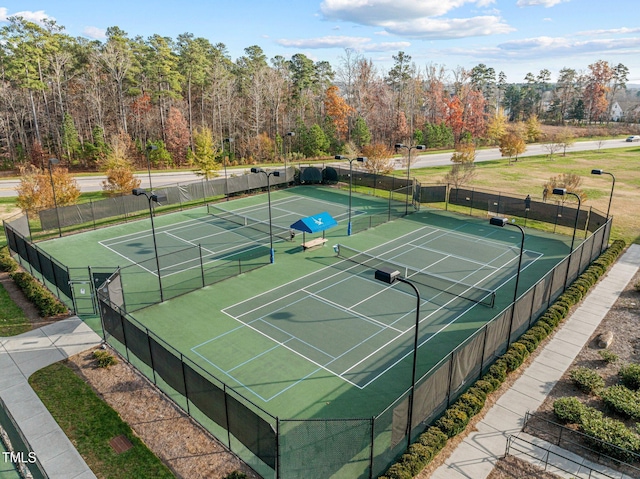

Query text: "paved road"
[0, 138, 632, 197]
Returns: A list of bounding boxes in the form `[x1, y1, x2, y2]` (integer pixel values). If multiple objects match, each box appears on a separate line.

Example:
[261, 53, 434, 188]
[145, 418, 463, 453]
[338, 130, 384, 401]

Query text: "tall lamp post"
[132, 188, 167, 302]
[591, 169, 615, 252]
[250, 168, 280, 263]
[374, 267, 421, 442]
[489, 217, 525, 346]
[48, 158, 62, 237]
[394, 143, 426, 215]
[552, 188, 581, 290]
[223, 138, 234, 201]
[334, 155, 367, 235]
[552, 188, 581, 253]
[285, 131, 295, 174]
[145, 144, 157, 191]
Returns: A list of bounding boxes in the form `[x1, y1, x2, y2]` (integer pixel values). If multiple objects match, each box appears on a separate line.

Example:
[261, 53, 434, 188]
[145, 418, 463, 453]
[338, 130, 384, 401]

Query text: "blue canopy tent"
[290, 212, 338, 250]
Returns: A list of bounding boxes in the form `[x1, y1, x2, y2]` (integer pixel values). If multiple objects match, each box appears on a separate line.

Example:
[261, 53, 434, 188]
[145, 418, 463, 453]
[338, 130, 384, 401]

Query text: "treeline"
[0, 16, 633, 170]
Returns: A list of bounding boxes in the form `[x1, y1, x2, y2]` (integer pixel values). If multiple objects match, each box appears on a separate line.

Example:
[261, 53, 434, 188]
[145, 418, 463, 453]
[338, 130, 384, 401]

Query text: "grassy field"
[412, 146, 640, 245]
[29, 362, 175, 479]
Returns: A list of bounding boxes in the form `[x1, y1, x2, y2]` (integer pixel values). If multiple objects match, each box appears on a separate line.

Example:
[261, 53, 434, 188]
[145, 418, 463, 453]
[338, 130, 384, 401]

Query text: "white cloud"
[578, 27, 640, 36]
[319, 0, 510, 40]
[0, 7, 54, 24]
[277, 35, 410, 52]
[516, 0, 569, 7]
[448, 35, 640, 60]
[381, 15, 514, 39]
[82, 26, 106, 39]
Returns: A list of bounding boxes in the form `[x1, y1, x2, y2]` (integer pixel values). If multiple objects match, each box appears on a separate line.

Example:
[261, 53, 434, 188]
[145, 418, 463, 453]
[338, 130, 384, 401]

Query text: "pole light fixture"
[223, 138, 234, 201]
[250, 168, 281, 263]
[489, 216, 525, 346]
[145, 144, 158, 191]
[590, 169, 615, 251]
[334, 155, 367, 235]
[394, 144, 426, 215]
[132, 188, 167, 301]
[48, 158, 62, 237]
[552, 188, 582, 290]
[285, 132, 295, 173]
[552, 188, 581, 253]
[374, 267, 421, 442]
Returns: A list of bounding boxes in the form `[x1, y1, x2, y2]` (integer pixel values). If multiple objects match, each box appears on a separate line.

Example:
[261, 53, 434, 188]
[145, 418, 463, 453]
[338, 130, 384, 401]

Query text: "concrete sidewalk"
[0, 317, 101, 479]
[431, 243, 640, 479]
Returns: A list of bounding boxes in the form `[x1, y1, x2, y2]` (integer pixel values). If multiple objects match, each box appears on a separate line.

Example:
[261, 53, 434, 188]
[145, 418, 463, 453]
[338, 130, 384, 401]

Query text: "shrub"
[455, 390, 485, 417]
[553, 397, 585, 424]
[569, 367, 605, 394]
[580, 410, 640, 460]
[10, 271, 67, 317]
[0, 247, 17, 272]
[619, 363, 640, 390]
[598, 349, 619, 364]
[93, 349, 118, 368]
[435, 407, 469, 438]
[601, 385, 640, 420]
[224, 472, 247, 479]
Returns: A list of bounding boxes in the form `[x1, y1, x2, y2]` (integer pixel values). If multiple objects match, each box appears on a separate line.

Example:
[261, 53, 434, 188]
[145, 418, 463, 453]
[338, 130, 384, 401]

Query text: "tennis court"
[185, 221, 543, 404]
[10, 176, 608, 478]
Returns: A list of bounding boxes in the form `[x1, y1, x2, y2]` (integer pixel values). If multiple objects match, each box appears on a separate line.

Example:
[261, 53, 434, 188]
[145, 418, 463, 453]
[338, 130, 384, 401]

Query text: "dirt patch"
[68, 350, 260, 479]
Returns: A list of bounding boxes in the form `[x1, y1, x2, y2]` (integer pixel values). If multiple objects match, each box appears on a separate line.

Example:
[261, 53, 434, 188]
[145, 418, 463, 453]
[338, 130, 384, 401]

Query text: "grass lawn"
[412, 146, 640, 245]
[0, 283, 31, 336]
[29, 361, 175, 479]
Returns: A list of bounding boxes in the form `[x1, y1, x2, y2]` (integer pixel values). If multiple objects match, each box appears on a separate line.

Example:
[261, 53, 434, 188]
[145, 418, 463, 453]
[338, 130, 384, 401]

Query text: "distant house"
[610, 101, 624, 121]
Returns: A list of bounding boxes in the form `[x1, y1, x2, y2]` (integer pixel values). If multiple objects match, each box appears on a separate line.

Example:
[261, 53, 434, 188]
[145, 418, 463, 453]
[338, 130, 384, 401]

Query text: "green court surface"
[38, 186, 575, 422]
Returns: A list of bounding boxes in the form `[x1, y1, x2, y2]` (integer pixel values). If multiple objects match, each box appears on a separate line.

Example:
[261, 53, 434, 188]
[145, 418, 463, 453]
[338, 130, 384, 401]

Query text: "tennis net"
[207, 203, 295, 242]
[335, 244, 495, 307]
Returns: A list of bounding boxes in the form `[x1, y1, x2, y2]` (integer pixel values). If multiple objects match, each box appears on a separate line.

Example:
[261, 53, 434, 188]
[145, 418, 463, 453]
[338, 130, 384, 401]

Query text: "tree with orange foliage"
[445, 96, 465, 144]
[361, 143, 394, 174]
[164, 107, 190, 166]
[16, 164, 80, 214]
[324, 85, 354, 140]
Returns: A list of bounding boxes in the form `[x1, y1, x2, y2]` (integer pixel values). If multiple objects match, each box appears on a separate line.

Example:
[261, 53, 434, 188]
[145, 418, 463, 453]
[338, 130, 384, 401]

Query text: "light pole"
[48, 158, 62, 237]
[394, 143, 426, 215]
[223, 138, 233, 201]
[335, 155, 367, 235]
[285, 131, 295, 174]
[489, 217, 525, 346]
[374, 267, 421, 442]
[552, 188, 581, 253]
[250, 168, 280, 263]
[145, 144, 157, 191]
[553, 188, 581, 290]
[132, 188, 167, 302]
[591, 169, 615, 251]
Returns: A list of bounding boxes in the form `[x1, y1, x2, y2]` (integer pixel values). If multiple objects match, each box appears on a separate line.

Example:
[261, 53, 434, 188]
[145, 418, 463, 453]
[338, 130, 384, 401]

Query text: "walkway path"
[431, 243, 640, 479]
[0, 317, 101, 479]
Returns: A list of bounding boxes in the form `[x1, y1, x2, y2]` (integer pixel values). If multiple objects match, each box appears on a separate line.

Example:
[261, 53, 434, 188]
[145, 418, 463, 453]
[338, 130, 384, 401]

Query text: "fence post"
[276, 418, 280, 479]
[199, 245, 205, 288]
[369, 416, 375, 479]
[180, 353, 190, 416]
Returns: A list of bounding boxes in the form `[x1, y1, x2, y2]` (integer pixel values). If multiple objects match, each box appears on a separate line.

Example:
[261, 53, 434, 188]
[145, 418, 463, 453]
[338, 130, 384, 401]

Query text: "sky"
[2, 0, 640, 84]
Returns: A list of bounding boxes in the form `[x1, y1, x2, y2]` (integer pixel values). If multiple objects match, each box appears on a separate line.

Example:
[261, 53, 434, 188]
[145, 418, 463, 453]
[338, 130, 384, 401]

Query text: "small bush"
[553, 397, 585, 423]
[619, 363, 640, 390]
[0, 247, 17, 272]
[598, 349, 619, 364]
[601, 385, 640, 420]
[224, 472, 247, 479]
[580, 410, 640, 460]
[10, 271, 67, 317]
[93, 349, 118, 368]
[569, 367, 605, 394]
[435, 407, 469, 438]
